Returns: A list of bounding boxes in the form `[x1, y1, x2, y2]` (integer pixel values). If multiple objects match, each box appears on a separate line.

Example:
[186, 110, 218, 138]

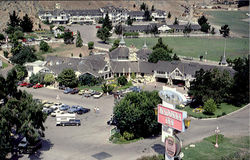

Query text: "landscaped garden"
[110, 37, 248, 61]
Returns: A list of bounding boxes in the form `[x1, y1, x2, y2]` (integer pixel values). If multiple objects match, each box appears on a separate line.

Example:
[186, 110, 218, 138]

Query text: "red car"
[33, 84, 44, 89]
[20, 82, 28, 87]
[96, 26, 101, 28]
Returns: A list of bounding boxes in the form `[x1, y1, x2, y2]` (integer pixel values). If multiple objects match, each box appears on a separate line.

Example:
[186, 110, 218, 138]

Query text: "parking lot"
[20, 87, 161, 160]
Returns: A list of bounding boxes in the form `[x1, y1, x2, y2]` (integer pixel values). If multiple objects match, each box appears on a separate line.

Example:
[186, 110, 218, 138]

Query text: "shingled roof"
[109, 47, 130, 60]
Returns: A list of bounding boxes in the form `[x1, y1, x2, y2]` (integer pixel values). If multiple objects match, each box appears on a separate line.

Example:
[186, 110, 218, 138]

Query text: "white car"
[93, 92, 103, 99]
[51, 109, 65, 117]
[51, 102, 63, 110]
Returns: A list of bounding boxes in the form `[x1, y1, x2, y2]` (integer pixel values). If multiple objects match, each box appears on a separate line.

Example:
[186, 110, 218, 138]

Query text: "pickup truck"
[57, 119, 81, 126]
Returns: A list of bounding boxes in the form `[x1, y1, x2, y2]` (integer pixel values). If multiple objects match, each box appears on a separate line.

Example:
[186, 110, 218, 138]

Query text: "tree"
[150, 25, 159, 36]
[109, 39, 120, 52]
[113, 91, 161, 138]
[102, 13, 112, 31]
[140, 2, 147, 11]
[126, 16, 133, 26]
[102, 83, 114, 93]
[201, 23, 211, 33]
[144, 9, 151, 21]
[96, 27, 111, 43]
[238, 0, 249, 7]
[10, 46, 37, 65]
[173, 17, 179, 25]
[0, 71, 46, 158]
[133, 4, 136, 8]
[12, 30, 24, 40]
[230, 57, 249, 106]
[29, 73, 44, 84]
[152, 38, 173, 53]
[114, 24, 123, 35]
[148, 48, 172, 63]
[204, 99, 217, 114]
[183, 23, 192, 36]
[13, 64, 28, 81]
[168, 11, 171, 19]
[198, 15, 208, 26]
[88, 41, 94, 50]
[64, 31, 74, 44]
[43, 74, 55, 85]
[188, 68, 233, 105]
[117, 76, 128, 86]
[219, 25, 230, 37]
[172, 53, 180, 60]
[76, 30, 83, 47]
[79, 73, 102, 86]
[79, 53, 82, 57]
[20, 14, 33, 32]
[0, 33, 5, 41]
[57, 68, 78, 88]
[151, 5, 155, 11]
[3, 51, 9, 58]
[8, 11, 20, 28]
[40, 40, 50, 52]
[211, 27, 216, 34]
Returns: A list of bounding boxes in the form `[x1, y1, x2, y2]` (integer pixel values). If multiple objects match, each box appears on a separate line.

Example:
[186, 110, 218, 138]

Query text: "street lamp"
[214, 126, 220, 148]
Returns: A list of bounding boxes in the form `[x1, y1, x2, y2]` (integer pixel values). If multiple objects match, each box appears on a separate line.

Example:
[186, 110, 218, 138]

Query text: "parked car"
[76, 107, 90, 114]
[42, 107, 53, 114]
[83, 93, 91, 98]
[177, 83, 184, 87]
[50, 102, 63, 110]
[59, 104, 70, 111]
[64, 88, 73, 94]
[33, 84, 44, 89]
[96, 26, 101, 28]
[59, 85, 66, 90]
[20, 82, 28, 87]
[70, 88, 79, 94]
[26, 83, 34, 88]
[68, 105, 79, 113]
[51, 109, 65, 117]
[93, 92, 103, 99]
[107, 118, 117, 125]
[78, 89, 86, 95]
[57, 119, 81, 126]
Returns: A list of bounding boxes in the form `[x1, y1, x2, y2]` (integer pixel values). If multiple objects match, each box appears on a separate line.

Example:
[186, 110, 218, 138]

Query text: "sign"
[165, 136, 176, 157]
[158, 104, 187, 132]
[159, 89, 187, 105]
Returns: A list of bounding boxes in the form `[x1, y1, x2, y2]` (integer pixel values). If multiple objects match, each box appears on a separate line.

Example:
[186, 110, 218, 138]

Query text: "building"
[151, 10, 167, 21]
[128, 11, 145, 21]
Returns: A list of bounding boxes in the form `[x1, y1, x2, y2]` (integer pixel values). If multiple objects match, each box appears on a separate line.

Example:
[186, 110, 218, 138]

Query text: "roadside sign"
[158, 104, 187, 132]
[165, 136, 176, 157]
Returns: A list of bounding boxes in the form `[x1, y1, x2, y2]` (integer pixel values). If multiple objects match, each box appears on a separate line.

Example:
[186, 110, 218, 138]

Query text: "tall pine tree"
[102, 13, 112, 31]
[76, 30, 83, 47]
[20, 14, 33, 32]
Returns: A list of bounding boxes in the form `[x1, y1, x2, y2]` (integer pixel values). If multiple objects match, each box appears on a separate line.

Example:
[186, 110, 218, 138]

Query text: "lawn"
[2, 62, 8, 68]
[206, 11, 249, 37]
[182, 135, 249, 160]
[78, 85, 103, 92]
[111, 37, 249, 61]
[184, 103, 242, 119]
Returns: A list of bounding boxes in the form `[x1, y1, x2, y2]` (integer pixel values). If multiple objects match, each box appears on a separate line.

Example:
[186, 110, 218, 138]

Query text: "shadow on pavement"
[151, 144, 165, 155]
[27, 139, 54, 160]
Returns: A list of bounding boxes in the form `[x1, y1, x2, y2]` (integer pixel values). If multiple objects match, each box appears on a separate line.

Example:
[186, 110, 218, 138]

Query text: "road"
[20, 87, 249, 160]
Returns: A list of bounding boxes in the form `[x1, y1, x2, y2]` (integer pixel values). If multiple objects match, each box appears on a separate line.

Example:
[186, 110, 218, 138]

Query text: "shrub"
[117, 76, 128, 86]
[4, 51, 9, 58]
[204, 134, 224, 145]
[204, 99, 217, 114]
[39, 40, 49, 52]
[123, 131, 134, 141]
[137, 155, 164, 160]
[88, 41, 94, 50]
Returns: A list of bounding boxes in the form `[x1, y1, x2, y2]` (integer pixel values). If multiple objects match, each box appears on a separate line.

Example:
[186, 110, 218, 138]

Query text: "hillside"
[0, 0, 208, 32]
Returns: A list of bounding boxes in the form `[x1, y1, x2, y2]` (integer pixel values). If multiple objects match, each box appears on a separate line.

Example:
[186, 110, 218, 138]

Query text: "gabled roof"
[128, 11, 145, 17]
[109, 47, 130, 60]
[155, 60, 235, 76]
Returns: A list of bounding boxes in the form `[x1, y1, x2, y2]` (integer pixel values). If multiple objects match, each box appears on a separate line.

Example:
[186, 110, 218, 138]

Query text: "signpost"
[157, 86, 190, 160]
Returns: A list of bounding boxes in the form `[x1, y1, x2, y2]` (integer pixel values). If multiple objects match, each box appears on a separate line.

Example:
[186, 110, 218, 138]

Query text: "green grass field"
[182, 135, 249, 160]
[184, 103, 242, 119]
[116, 37, 248, 61]
[206, 11, 249, 37]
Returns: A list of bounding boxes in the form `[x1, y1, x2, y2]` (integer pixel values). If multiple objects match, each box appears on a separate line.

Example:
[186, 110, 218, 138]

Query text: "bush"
[117, 76, 128, 86]
[204, 99, 217, 114]
[88, 41, 94, 50]
[39, 40, 50, 52]
[4, 51, 9, 58]
[137, 155, 164, 160]
[204, 134, 224, 145]
[123, 131, 134, 140]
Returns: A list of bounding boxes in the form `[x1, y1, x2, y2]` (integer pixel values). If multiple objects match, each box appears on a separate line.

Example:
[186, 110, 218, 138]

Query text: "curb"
[190, 104, 250, 121]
